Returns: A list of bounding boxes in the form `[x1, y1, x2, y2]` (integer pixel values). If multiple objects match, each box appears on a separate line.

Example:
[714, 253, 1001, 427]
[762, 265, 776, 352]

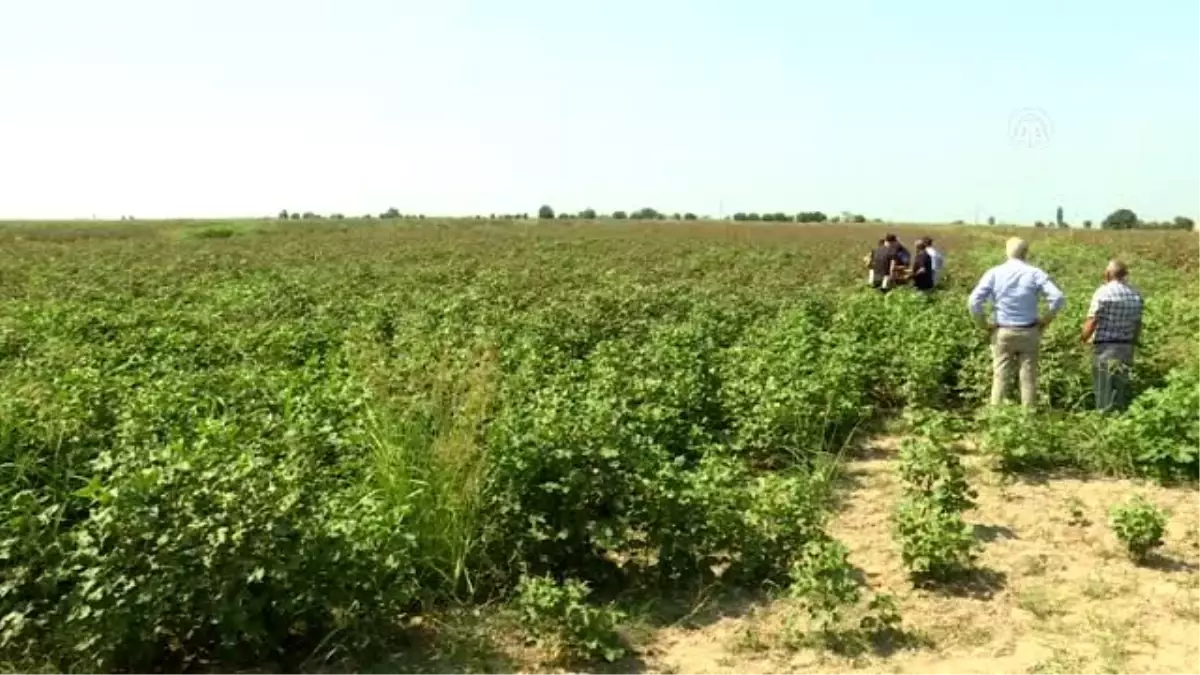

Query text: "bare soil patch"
[641, 438, 1199, 674]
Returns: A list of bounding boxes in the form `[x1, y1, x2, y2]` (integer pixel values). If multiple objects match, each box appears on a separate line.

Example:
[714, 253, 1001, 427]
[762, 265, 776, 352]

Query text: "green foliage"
[1108, 496, 1167, 563]
[786, 536, 861, 632]
[897, 437, 977, 513]
[0, 218, 1193, 671]
[980, 365, 1198, 481]
[785, 536, 904, 652]
[683, 212, 698, 220]
[894, 497, 979, 582]
[514, 575, 625, 663]
[719, 304, 872, 468]
[611, 210, 627, 219]
[538, 204, 555, 219]
[1102, 208, 1138, 230]
[579, 208, 597, 219]
[893, 425, 979, 583]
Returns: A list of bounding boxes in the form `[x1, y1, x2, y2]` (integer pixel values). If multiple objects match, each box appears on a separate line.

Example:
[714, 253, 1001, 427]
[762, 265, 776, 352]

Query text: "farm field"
[0, 218, 1196, 673]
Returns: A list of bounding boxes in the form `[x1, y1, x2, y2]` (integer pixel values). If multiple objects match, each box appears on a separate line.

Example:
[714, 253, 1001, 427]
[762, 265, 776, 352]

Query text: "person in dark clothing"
[869, 239, 892, 291]
[883, 233, 911, 288]
[912, 241, 934, 294]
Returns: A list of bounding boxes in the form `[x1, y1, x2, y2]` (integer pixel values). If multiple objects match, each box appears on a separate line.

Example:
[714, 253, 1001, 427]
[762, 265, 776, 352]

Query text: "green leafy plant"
[894, 496, 979, 582]
[786, 536, 862, 633]
[785, 536, 906, 653]
[513, 575, 626, 663]
[1109, 496, 1168, 563]
[894, 427, 980, 583]
[897, 436, 977, 513]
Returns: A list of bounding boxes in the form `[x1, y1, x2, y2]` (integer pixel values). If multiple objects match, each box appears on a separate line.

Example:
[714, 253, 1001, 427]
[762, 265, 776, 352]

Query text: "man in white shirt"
[922, 237, 944, 286]
[968, 237, 1066, 408]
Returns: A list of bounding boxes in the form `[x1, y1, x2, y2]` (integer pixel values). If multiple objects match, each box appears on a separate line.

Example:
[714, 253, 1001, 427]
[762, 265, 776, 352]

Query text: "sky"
[0, 0, 1196, 223]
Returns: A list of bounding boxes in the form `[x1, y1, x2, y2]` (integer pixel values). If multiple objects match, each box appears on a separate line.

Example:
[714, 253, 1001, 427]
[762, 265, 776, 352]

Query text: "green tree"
[278, 209, 289, 220]
[1173, 216, 1195, 230]
[683, 212, 698, 220]
[987, 216, 996, 226]
[290, 212, 301, 220]
[1082, 219, 1093, 229]
[380, 207, 400, 219]
[612, 210, 627, 220]
[1102, 208, 1138, 230]
[746, 212, 761, 221]
[1055, 205, 1064, 227]
[1034, 220, 1045, 228]
[732, 212, 747, 222]
[579, 208, 597, 219]
[538, 205, 555, 219]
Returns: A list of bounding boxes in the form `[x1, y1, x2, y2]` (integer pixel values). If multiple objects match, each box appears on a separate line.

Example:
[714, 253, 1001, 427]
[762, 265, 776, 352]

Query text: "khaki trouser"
[991, 326, 1041, 408]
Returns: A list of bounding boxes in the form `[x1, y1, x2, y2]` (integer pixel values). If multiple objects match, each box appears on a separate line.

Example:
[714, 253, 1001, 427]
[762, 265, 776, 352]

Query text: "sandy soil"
[641, 438, 1199, 675]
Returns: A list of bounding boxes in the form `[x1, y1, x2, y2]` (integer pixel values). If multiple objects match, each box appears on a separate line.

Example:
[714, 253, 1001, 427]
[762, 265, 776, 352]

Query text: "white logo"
[1008, 108, 1052, 149]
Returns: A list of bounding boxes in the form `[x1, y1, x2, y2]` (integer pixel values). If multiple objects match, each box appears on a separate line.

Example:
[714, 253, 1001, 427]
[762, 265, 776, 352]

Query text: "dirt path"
[642, 438, 1200, 674]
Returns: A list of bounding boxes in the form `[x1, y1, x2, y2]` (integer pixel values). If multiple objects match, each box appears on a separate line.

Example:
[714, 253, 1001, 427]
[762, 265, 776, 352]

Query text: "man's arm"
[1039, 274, 1066, 327]
[967, 269, 994, 329]
[1080, 290, 1101, 343]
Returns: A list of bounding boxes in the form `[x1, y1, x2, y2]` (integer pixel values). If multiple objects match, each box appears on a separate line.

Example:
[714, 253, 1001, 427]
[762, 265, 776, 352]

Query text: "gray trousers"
[1094, 343, 1134, 412]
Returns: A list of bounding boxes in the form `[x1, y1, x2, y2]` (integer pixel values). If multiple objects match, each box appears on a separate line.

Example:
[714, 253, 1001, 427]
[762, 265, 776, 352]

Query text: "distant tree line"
[1032, 208, 1195, 230]
[1099, 208, 1194, 231]
[272, 206, 1194, 232]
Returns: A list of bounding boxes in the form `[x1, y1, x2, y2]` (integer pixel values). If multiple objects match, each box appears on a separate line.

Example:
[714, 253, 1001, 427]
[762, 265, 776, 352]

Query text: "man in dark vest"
[912, 240, 935, 295]
[869, 239, 892, 292]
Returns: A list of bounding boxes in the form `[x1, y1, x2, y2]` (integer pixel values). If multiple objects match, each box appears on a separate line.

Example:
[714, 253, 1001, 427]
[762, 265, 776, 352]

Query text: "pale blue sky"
[1, 0, 1196, 223]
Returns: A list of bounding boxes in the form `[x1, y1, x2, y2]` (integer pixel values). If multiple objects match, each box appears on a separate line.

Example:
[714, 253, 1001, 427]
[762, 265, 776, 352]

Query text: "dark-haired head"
[884, 233, 897, 243]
